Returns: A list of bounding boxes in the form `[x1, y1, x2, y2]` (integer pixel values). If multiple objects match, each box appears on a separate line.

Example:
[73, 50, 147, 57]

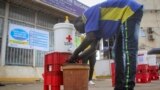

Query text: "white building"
[0, 0, 88, 83]
[137, 0, 160, 50]
[0, 0, 160, 83]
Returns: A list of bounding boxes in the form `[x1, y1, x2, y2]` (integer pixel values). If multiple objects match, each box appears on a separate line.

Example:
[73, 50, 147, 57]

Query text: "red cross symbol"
[66, 35, 72, 42]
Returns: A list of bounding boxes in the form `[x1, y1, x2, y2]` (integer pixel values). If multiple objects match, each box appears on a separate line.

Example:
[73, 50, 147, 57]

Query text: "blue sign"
[29, 30, 49, 51]
[39, 0, 89, 16]
[8, 24, 49, 51]
[10, 29, 29, 41]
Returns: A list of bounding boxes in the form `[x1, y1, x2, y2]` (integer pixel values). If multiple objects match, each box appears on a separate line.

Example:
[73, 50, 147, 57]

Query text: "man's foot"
[88, 80, 95, 85]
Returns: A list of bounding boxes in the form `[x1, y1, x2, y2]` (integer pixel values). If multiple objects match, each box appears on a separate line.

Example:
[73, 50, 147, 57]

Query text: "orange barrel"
[62, 64, 89, 90]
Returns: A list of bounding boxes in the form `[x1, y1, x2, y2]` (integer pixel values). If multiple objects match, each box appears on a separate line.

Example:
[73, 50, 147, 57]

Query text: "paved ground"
[0, 79, 160, 90]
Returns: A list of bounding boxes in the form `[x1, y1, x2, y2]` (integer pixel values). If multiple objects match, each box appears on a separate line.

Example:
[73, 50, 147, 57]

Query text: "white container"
[137, 54, 148, 65]
[138, 50, 148, 56]
[53, 23, 75, 52]
[147, 55, 157, 66]
[137, 50, 148, 65]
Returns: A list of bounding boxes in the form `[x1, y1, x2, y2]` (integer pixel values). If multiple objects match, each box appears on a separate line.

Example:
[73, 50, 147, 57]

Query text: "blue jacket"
[82, 0, 143, 39]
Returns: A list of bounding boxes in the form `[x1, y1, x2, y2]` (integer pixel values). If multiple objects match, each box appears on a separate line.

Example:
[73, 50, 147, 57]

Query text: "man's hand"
[67, 54, 80, 63]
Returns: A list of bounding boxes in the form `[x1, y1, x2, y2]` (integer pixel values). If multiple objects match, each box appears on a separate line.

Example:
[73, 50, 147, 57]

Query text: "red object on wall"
[43, 52, 71, 90]
[111, 63, 115, 87]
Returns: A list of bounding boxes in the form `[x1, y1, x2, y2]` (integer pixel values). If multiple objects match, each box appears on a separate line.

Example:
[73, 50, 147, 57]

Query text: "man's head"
[73, 16, 85, 33]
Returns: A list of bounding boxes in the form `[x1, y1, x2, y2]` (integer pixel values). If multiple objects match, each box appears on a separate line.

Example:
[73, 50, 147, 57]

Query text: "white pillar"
[99, 39, 104, 59]
[33, 12, 38, 67]
[0, 2, 9, 66]
[99, 39, 104, 51]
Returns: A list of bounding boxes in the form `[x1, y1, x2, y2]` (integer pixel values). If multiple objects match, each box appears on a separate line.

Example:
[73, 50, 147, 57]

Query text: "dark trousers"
[82, 52, 96, 81]
[114, 8, 143, 90]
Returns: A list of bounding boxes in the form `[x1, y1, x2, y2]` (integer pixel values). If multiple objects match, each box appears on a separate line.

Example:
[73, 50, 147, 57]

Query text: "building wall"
[137, 0, 160, 10]
[95, 60, 113, 76]
[0, 0, 76, 82]
[139, 27, 160, 50]
[137, 0, 160, 50]
[0, 0, 69, 67]
[0, 66, 43, 83]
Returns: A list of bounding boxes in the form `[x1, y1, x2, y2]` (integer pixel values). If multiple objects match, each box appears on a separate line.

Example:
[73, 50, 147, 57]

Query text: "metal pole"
[0, 2, 9, 66]
[108, 39, 110, 59]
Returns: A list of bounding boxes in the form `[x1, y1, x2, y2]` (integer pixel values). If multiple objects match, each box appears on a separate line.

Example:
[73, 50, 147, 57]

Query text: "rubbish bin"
[62, 64, 89, 90]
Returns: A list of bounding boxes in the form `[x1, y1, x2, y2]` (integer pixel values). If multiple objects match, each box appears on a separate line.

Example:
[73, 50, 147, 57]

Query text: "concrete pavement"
[0, 79, 160, 90]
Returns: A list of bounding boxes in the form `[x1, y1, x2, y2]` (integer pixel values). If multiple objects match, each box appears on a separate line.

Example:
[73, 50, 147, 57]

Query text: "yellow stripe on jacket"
[100, 6, 134, 23]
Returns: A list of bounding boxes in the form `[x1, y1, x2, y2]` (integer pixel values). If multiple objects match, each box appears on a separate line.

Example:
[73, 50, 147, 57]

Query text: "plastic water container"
[147, 55, 157, 66]
[53, 23, 75, 52]
[137, 54, 148, 65]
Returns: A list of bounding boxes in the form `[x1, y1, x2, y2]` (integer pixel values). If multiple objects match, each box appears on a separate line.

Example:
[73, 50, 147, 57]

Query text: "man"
[83, 52, 96, 85]
[80, 35, 98, 85]
[68, 0, 143, 90]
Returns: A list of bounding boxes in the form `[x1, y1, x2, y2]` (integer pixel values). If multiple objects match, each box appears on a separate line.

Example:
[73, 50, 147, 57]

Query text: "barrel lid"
[53, 23, 74, 30]
[62, 64, 89, 70]
[53, 16, 75, 30]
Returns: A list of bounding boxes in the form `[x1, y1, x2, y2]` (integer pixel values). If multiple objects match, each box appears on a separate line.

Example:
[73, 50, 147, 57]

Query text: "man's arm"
[69, 32, 100, 62]
[78, 39, 99, 59]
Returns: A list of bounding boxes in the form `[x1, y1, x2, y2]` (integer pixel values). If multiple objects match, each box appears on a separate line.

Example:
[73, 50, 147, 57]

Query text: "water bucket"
[53, 23, 75, 52]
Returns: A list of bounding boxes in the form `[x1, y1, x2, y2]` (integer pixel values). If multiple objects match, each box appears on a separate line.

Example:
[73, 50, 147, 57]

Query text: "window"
[139, 28, 146, 37]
